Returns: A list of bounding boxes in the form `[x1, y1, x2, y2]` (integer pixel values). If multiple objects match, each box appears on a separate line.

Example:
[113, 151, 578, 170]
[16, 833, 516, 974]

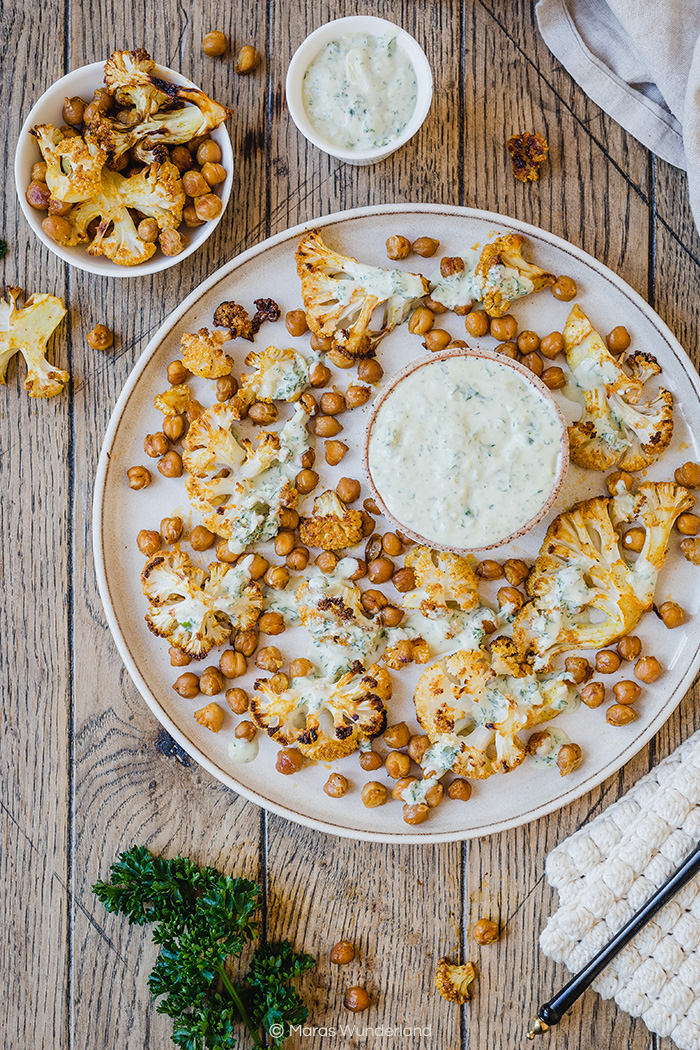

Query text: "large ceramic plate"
[94, 204, 700, 843]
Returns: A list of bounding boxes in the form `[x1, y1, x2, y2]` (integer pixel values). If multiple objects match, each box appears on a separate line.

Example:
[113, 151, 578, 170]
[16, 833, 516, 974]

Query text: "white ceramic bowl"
[364, 348, 570, 553]
[15, 60, 234, 277]
[285, 15, 433, 166]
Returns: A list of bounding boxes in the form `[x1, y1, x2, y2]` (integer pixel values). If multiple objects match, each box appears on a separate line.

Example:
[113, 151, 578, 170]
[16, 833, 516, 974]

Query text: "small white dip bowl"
[364, 348, 569, 554]
[15, 60, 233, 277]
[285, 15, 433, 167]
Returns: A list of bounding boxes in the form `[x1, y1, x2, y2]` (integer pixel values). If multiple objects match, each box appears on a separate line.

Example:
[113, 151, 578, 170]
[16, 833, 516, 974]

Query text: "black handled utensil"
[527, 838, 700, 1039]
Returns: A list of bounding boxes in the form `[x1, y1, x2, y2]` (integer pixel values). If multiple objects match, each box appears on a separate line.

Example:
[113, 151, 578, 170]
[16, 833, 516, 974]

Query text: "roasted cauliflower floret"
[507, 131, 549, 182]
[249, 662, 391, 760]
[182, 400, 248, 479]
[435, 958, 476, 1004]
[141, 549, 263, 658]
[402, 546, 480, 617]
[294, 567, 384, 676]
[0, 287, 68, 398]
[513, 482, 694, 669]
[564, 305, 674, 472]
[179, 328, 233, 378]
[474, 233, 554, 317]
[31, 124, 107, 202]
[238, 346, 310, 405]
[295, 229, 429, 360]
[103, 48, 168, 121]
[213, 301, 254, 340]
[154, 383, 190, 416]
[413, 648, 577, 780]
[299, 490, 364, 551]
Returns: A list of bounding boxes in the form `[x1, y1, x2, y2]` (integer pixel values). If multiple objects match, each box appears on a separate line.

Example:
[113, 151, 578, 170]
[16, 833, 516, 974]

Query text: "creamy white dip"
[302, 33, 418, 150]
[367, 356, 563, 549]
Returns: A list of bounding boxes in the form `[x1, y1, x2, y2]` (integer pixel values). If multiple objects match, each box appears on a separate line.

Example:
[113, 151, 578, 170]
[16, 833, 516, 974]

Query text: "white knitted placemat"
[540, 729, 700, 1049]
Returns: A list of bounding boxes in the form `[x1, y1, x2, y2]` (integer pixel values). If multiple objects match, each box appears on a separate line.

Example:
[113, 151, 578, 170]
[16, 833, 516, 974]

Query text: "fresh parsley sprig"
[93, 846, 314, 1050]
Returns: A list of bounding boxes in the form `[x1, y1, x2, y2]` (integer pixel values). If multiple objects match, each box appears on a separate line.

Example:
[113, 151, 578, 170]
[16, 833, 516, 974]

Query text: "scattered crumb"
[507, 132, 549, 182]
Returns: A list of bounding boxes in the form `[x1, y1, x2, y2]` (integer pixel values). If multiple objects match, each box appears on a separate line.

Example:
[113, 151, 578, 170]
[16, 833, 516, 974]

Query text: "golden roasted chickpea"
[604, 470, 633, 497]
[285, 309, 308, 337]
[365, 534, 383, 561]
[286, 547, 309, 571]
[408, 306, 435, 335]
[448, 778, 472, 801]
[580, 682, 605, 708]
[367, 557, 394, 584]
[235, 44, 260, 74]
[42, 215, 75, 245]
[386, 234, 411, 260]
[144, 432, 169, 458]
[613, 680, 641, 705]
[137, 529, 161, 556]
[274, 531, 295, 558]
[476, 559, 503, 580]
[190, 524, 216, 551]
[287, 658, 313, 680]
[170, 145, 195, 172]
[233, 629, 258, 657]
[607, 703, 638, 726]
[276, 748, 303, 775]
[264, 565, 290, 590]
[521, 352, 543, 377]
[596, 650, 622, 674]
[160, 229, 185, 256]
[246, 401, 276, 426]
[295, 468, 319, 494]
[424, 328, 452, 352]
[617, 635, 642, 661]
[200, 161, 226, 186]
[541, 366, 566, 390]
[162, 415, 185, 443]
[258, 611, 286, 636]
[157, 450, 182, 478]
[225, 687, 249, 714]
[86, 324, 114, 352]
[676, 513, 700, 536]
[635, 656, 662, 683]
[557, 743, 582, 777]
[197, 139, 223, 165]
[243, 555, 266, 581]
[424, 295, 448, 314]
[412, 236, 440, 257]
[203, 30, 228, 55]
[313, 414, 342, 438]
[392, 776, 417, 800]
[169, 646, 191, 667]
[564, 656, 593, 684]
[658, 600, 686, 628]
[361, 781, 387, 808]
[538, 331, 564, 359]
[494, 340, 518, 359]
[464, 309, 490, 337]
[330, 939, 355, 964]
[606, 326, 631, 354]
[490, 315, 518, 341]
[31, 161, 47, 184]
[517, 331, 540, 354]
[503, 559, 529, 586]
[166, 359, 189, 385]
[362, 584, 387, 614]
[160, 516, 183, 544]
[320, 390, 346, 415]
[324, 773, 349, 799]
[344, 986, 371, 1012]
[384, 751, 411, 779]
[473, 918, 500, 945]
[127, 465, 151, 490]
[200, 666, 224, 696]
[256, 646, 283, 672]
[407, 734, 429, 764]
[380, 534, 402, 558]
[383, 722, 410, 750]
[219, 649, 246, 679]
[359, 750, 383, 771]
[437, 255, 463, 278]
[551, 275, 577, 301]
[345, 383, 371, 409]
[194, 193, 223, 222]
[675, 461, 700, 488]
[183, 203, 204, 228]
[403, 803, 430, 825]
[357, 359, 384, 384]
[307, 363, 330, 389]
[360, 511, 376, 537]
[173, 672, 200, 699]
[48, 196, 72, 216]
[194, 702, 224, 732]
[315, 550, 338, 574]
[26, 180, 51, 209]
[337, 477, 361, 503]
[137, 217, 159, 243]
[215, 374, 238, 403]
[425, 782, 444, 808]
[392, 567, 417, 593]
[497, 586, 524, 611]
[622, 527, 646, 552]
[215, 540, 237, 563]
[310, 333, 333, 353]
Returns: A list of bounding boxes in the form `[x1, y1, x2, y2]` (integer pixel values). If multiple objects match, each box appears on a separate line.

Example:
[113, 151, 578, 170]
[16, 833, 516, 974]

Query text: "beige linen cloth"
[536, 0, 700, 229]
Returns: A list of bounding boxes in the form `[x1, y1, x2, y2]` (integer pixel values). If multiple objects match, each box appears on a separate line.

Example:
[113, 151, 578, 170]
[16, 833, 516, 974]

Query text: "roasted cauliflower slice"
[299, 490, 364, 551]
[141, 549, 263, 658]
[103, 48, 169, 121]
[474, 233, 555, 317]
[295, 229, 429, 360]
[513, 482, 694, 669]
[154, 383, 190, 416]
[31, 124, 107, 202]
[238, 346, 310, 405]
[182, 401, 248, 479]
[179, 328, 233, 379]
[435, 958, 477, 1004]
[0, 287, 68, 397]
[402, 546, 480, 617]
[564, 305, 674, 472]
[294, 566, 385, 676]
[250, 662, 391, 760]
[413, 648, 577, 779]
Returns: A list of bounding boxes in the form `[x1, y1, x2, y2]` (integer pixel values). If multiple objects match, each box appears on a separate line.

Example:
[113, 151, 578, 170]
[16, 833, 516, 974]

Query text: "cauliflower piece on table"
[299, 490, 364, 551]
[238, 346, 310, 405]
[154, 383, 190, 416]
[413, 647, 577, 780]
[564, 304, 674, 472]
[179, 328, 233, 379]
[141, 549, 263, 658]
[31, 124, 107, 202]
[435, 958, 477, 1004]
[513, 482, 694, 669]
[507, 131, 549, 182]
[249, 661, 391, 760]
[402, 546, 480, 617]
[0, 287, 68, 398]
[295, 229, 429, 361]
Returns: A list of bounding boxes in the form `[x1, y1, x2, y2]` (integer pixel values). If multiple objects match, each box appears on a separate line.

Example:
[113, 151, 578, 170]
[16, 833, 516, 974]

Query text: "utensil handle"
[539, 839, 700, 1027]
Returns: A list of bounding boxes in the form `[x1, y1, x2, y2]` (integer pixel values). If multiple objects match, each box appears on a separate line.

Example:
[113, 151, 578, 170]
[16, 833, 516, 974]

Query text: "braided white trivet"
[540, 729, 700, 1049]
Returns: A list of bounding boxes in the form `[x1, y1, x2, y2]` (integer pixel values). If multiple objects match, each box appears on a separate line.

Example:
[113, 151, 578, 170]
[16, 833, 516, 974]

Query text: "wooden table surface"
[3, 2, 700, 1048]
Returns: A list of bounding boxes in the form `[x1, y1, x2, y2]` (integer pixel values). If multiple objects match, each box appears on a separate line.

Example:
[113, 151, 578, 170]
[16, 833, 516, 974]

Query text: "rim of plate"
[93, 202, 700, 843]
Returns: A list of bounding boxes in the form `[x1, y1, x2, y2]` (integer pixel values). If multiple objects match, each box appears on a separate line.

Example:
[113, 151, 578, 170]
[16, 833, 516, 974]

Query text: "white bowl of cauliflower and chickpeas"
[15, 49, 234, 276]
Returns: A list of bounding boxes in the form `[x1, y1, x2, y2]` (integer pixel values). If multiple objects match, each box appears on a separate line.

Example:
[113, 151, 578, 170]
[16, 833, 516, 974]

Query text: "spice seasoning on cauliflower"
[564, 304, 674, 472]
[435, 958, 476, 1004]
[299, 489, 364, 551]
[513, 482, 694, 669]
[154, 383, 191, 416]
[179, 328, 233, 378]
[0, 286, 68, 398]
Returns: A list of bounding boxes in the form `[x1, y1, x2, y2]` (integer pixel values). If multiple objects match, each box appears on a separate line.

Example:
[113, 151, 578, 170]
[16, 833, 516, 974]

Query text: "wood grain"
[1, 1, 699, 1049]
